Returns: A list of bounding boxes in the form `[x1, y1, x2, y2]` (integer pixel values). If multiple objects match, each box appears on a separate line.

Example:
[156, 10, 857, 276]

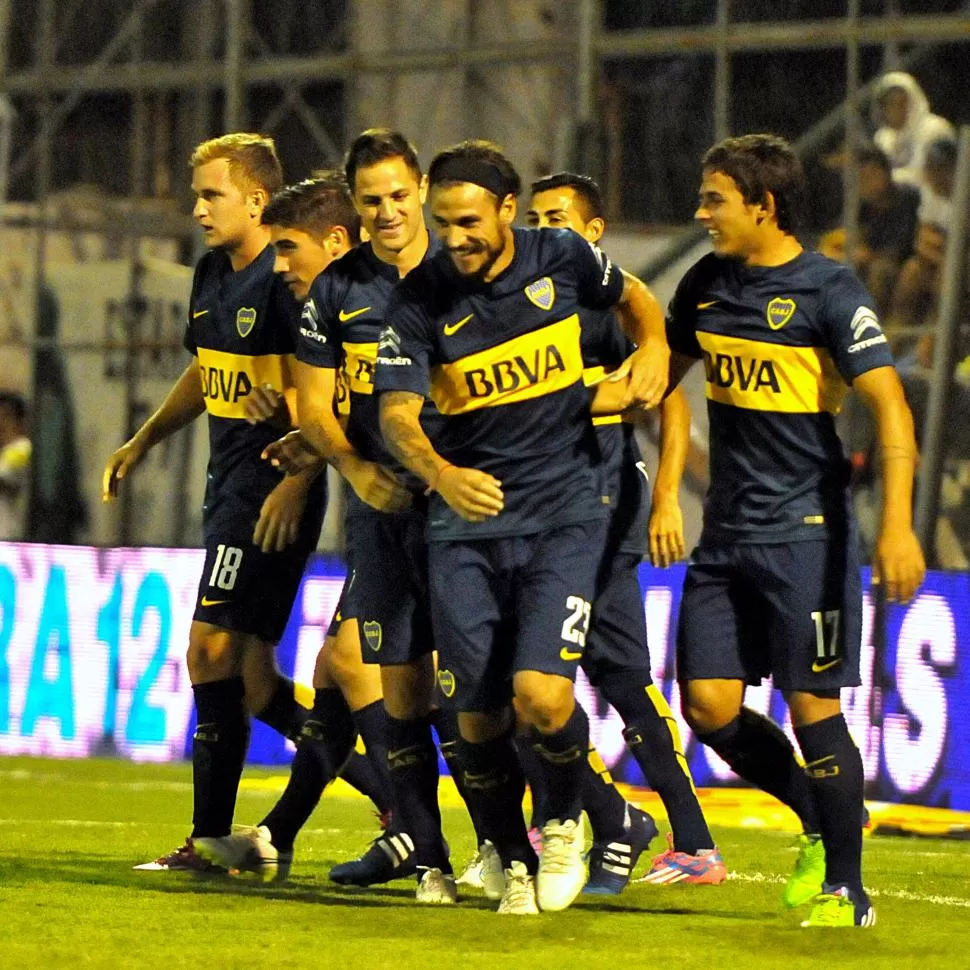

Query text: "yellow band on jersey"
[584, 364, 624, 425]
[431, 315, 583, 415]
[696, 331, 846, 415]
[341, 341, 378, 397]
[196, 347, 294, 419]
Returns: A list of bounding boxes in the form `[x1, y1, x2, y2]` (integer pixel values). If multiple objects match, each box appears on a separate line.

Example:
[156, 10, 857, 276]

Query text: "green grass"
[0, 757, 967, 969]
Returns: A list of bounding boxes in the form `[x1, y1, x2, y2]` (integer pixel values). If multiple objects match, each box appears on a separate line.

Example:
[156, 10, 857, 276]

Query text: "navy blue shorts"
[345, 509, 434, 665]
[677, 534, 862, 692]
[193, 534, 312, 644]
[584, 551, 652, 688]
[325, 569, 356, 638]
[429, 519, 608, 712]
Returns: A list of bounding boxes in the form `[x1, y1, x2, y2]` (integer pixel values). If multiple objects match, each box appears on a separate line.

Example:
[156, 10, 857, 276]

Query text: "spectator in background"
[0, 391, 32, 541]
[855, 144, 920, 314]
[872, 72, 954, 187]
[918, 136, 957, 233]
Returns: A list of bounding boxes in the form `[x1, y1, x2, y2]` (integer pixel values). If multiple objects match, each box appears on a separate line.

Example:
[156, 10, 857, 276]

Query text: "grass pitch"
[0, 757, 967, 969]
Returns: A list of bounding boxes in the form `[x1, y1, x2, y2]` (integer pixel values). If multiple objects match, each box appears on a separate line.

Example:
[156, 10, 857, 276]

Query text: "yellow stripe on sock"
[646, 684, 698, 794]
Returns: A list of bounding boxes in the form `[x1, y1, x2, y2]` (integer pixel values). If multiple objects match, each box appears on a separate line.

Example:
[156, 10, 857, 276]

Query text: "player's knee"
[680, 681, 737, 736]
[187, 623, 241, 683]
[514, 672, 574, 732]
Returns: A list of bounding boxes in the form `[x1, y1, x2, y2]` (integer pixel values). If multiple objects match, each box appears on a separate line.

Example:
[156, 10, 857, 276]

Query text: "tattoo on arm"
[380, 391, 441, 483]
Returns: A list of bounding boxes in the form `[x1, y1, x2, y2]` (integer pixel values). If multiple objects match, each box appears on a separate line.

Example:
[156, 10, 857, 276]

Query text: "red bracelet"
[425, 463, 454, 496]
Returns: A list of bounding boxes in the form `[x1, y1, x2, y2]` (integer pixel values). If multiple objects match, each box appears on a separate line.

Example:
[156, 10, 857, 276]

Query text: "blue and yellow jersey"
[295, 235, 444, 510]
[375, 227, 625, 541]
[184, 245, 324, 537]
[581, 308, 650, 557]
[666, 250, 896, 543]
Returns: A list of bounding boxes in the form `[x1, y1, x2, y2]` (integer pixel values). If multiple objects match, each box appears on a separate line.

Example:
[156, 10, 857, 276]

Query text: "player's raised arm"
[102, 358, 205, 501]
[851, 365, 925, 603]
[379, 390, 504, 523]
[612, 270, 671, 410]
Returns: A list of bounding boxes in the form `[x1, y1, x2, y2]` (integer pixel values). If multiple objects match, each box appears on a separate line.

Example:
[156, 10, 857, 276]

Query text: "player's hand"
[436, 466, 504, 523]
[648, 493, 685, 568]
[344, 457, 413, 513]
[623, 339, 671, 410]
[262, 430, 321, 475]
[245, 384, 290, 428]
[102, 437, 148, 502]
[872, 524, 925, 604]
[253, 475, 310, 553]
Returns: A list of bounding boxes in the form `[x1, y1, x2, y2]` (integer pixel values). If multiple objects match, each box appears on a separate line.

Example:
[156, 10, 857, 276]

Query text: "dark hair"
[855, 143, 892, 176]
[702, 133, 805, 234]
[530, 171, 603, 220]
[428, 140, 522, 202]
[189, 132, 283, 195]
[0, 391, 27, 425]
[263, 174, 362, 243]
[344, 128, 422, 193]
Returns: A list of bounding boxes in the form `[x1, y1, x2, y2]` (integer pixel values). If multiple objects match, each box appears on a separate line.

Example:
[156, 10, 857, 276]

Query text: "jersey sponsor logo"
[696, 300, 718, 310]
[300, 300, 327, 343]
[196, 347, 290, 419]
[341, 341, 378, 395]
[236, 307, 257, 338]
[847, 305, 888, 353]
[193, 309, 209, 319]
[338, 306, 372, 322]
[437, 669, 457, 698]
[766, 297, 796, 330]
[587, 241, 614, 287]
[443, 313, 474, 336]
[431, 315, 583, 415]
[696, 331, 846, 415]
[376, 326, 412, 366]
[525, 277, 555, 311]
[199, 595, 230, 607]
[362, 619, 382, 652]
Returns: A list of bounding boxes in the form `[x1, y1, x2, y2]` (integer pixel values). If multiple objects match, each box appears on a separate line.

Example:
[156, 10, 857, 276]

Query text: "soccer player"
[665, 133, 925, 927]
[193, 174, 405, 879]
[257, 129, 466, 904]
[376, 140, 670, 914]
[526, 173, 725, 892]
[103, 134, 328, 871]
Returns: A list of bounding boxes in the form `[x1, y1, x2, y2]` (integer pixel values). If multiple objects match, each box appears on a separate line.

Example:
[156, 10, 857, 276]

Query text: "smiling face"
[695, 168, 774, 263]
[191, 158, 262, 253]
[351, 156, 426, 261]
[430, 181, 516, 281]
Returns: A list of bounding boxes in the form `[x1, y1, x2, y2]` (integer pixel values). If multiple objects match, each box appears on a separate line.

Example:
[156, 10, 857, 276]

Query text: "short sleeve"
[182, 263, 203, 356]
[374, 287, 435, 397]
[296, 271, 343, 369]
[665, 270, 703, 359]
[566, 232, 626, 311]
[820, 267, 896, 383]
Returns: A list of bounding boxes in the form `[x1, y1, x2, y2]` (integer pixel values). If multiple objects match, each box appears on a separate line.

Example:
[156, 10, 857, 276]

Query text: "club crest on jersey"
[236, 307, 257, 337]
[525, 277, 555, 311]
[766, 297, 796, 330]
[437, 669, 457, 698]
[363, 620, 382, 652]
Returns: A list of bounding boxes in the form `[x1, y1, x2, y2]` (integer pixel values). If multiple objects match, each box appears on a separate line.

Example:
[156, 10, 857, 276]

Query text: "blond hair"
[189, 133, 284, 196]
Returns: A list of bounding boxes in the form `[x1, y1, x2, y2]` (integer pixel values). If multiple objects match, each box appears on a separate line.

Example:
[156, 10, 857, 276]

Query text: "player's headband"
[429, 157, 514, 199]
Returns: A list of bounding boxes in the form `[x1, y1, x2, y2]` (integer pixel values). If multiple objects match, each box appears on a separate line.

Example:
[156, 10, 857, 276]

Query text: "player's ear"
[499, 193, 517, 227]
[249, 187, 269, 219]
[758, 191, 777, 226]
[584, 216, 605, 244]
[328, 225, 352, 255]
[418, 173, 429, 205]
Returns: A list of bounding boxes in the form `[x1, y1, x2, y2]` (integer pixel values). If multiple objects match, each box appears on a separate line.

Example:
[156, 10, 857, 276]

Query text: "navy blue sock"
[457, 732, 536, 873]
[582, 742, 628, 842]
[529, 703, 590, 824]
[795, 714, 867, 898]
[699, 707, 821, 835]
[431, 707, 487, 845]
[347, 700, 395, 817]
[386, 714, 449, 873]
[191, 677, 250, 839]
[514, 735, 550, 829]
[339, 751, 388, 813]
[606, 678, 714, 853]
[254, 675, 307, 742]
[261, 688, 356, 852]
